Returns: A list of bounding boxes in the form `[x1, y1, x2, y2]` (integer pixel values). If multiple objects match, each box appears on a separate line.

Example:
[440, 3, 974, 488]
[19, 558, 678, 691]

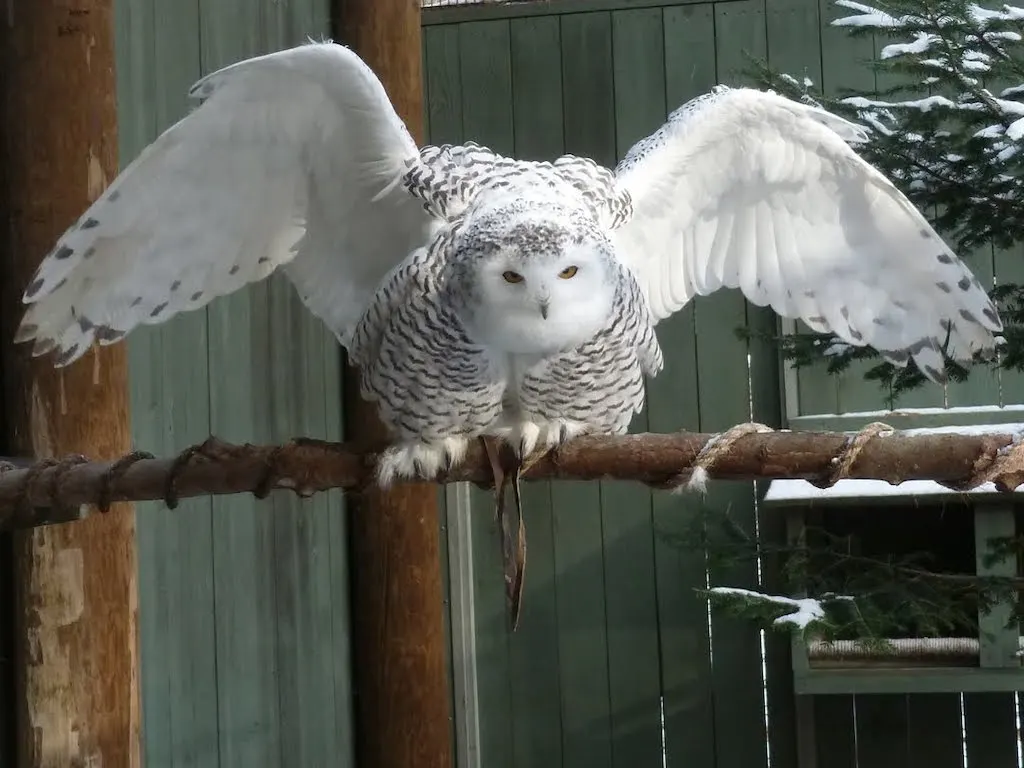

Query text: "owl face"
[460, 231, 618, 356]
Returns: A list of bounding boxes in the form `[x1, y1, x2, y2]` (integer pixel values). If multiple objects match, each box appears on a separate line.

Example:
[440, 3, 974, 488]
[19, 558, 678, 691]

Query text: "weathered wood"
[2, 428, 1024, 528]
[333, 3, 454, 768]
[506, 16, 564, 768]
[0, 2, 139, 766]
[457, 23, 518, 767]
[114, 0, 222, 760]
[654, 9, 718, 765]
[963, 693, 1021, 767]
[422, 0, 735, 25]
[854, 694, 910, 768]
[604, 9, 666, 766]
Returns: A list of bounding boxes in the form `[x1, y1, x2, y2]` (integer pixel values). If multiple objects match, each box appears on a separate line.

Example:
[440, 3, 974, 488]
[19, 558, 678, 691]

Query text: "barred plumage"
[14, 42, 1003, 486]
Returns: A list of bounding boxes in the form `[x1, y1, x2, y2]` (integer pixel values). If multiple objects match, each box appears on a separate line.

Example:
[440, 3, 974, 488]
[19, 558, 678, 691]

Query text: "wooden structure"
[421, 1, 1024, 768]
[1, 2, 138, 766]
[117, 1, 354, 765]
[335, 3, 455, 768]
[1, 0, 1022, 766]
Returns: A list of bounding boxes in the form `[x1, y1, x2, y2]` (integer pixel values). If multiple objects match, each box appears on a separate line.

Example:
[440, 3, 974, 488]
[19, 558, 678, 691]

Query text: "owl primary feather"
[16, 42, 1003, 487]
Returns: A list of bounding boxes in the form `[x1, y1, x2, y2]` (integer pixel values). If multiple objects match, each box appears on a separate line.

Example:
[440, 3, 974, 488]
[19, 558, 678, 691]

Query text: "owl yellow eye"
[558, 265, 579, 279]
[502, 271, 524, 284]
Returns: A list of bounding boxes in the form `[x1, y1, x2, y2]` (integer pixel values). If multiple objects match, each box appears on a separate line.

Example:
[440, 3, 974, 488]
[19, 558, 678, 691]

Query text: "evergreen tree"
[749, 0, 1024, 401]
[699, 0, 1024, 646]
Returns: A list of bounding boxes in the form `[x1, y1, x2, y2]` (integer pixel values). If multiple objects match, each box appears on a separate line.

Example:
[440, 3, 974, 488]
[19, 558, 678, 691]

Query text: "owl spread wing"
[17, 42, 437, 365]
[611, 86, 1002, 379]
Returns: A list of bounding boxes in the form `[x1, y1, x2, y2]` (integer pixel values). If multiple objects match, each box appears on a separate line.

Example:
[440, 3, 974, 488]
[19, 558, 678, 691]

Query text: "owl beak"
[538, 299, 549, 320]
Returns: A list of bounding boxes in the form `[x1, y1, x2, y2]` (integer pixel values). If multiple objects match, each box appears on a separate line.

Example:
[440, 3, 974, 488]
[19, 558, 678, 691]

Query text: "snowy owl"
[15, 42, 1003, 486]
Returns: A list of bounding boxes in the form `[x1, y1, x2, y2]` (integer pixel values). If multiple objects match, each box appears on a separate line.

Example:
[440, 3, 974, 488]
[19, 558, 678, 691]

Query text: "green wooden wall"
[423, 1, 1024, 768]
[114, 1, 355, 766]
[425, 2, 786, 766]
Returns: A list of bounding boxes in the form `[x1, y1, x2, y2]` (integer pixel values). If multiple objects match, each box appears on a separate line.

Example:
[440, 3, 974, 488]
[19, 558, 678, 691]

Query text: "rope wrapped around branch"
[1, 422, 1023, 531]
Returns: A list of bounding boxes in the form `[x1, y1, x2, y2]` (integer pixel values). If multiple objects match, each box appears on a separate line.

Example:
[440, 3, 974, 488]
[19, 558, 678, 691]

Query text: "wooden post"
[332, 3, 454, 768]
[0, 3, 140, 767]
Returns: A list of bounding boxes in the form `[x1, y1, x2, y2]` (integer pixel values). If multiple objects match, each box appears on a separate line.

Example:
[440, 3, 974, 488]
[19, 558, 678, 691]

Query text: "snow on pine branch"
[759, 0, 1024, 253]
[748, 0, 1024, 395]
[708, 588, 832, 630]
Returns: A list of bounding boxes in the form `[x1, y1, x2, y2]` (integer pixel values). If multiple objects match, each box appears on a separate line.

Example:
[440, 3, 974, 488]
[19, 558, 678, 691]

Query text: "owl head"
[449, 195, 620, 356]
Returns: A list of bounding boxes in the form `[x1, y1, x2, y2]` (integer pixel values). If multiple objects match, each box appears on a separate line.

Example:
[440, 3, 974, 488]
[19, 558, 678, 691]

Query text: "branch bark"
[0, 427, 1020, 531]
[0, 2, 139, 766]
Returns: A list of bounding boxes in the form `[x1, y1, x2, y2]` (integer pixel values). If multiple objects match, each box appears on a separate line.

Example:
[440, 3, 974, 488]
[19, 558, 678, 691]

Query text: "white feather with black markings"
[16, 44, 1002, 489]
[612, 85, 1001, 380]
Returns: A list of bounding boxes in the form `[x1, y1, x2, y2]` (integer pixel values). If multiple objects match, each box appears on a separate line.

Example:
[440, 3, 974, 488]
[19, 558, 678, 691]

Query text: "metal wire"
[422, 0, 514, 7]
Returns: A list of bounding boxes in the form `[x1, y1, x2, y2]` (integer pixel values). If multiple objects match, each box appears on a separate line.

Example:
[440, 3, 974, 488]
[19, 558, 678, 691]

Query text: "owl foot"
[375, 436, 469, 487]
[509, 419, 590, 464]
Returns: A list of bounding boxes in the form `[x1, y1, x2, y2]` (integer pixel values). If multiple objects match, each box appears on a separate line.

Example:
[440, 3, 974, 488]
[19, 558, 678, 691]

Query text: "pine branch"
[680, 509, 1024, 644]
[741, 0, 1024, 399]
[3, 424, 1024, 531]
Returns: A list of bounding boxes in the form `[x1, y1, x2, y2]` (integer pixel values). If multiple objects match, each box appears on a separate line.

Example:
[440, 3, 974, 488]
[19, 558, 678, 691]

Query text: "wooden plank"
[424, 24, 464, 145]
[116, 0, 224, 762]
[267, 282, 351, 764]
[854, 694, 910, 768]
[554, 12, 616, 767]
[423, 0, 743, 25]
[459, 20, 515, 155]
[945, 243, 999, 408]
[706, 5, 770, 768]
[864, 40, 946, 413]
[457, 19, 517, 768]
[906, 694, 965, 768]
[813, 696, 856, 768]
[445, 483, 483, 768]
[511, 17, 563, 159]
[963, 693, 1019, 768]
[439, 494, 458, 765]
[424, 24, 475, 768]
[767, 0, 821, 83]
[323, 329, 356, 767]
[642, 0, 718, 721]
[198, 5, 281, 764]
[261, 2, 352, 762]
[798, 668, 1024, 695]
[790, 406, 1024, 432]
[975, 506, 1020, 667]
[504, 15, 566, 768]
[550, 489, 613, 768]
[994, 243, 1024, 404]
[792, 0, 876, 417]
[467, 482, 516, 768]
[561, 11, 617, 168]
[587, 9, 666, 766]
[760, 2, 817, 765]
[2, 2, 140, 763]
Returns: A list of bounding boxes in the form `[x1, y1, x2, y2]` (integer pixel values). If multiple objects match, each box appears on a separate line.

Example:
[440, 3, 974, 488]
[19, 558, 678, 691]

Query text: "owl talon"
[376, 437, 470, 487]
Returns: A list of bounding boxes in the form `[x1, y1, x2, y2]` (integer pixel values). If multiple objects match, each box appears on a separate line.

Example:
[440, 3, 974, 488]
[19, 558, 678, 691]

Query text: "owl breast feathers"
[14, 42, 1002, 485]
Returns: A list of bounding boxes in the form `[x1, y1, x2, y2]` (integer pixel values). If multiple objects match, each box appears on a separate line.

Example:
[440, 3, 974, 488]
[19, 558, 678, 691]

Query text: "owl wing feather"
[17, 42, 436, 365]
[611, 86, 1002, 380]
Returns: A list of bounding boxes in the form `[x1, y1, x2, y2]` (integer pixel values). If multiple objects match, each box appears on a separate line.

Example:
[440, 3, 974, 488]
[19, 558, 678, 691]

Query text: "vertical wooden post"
[0, 3, 140, 767]
[332, 3, 454, 768]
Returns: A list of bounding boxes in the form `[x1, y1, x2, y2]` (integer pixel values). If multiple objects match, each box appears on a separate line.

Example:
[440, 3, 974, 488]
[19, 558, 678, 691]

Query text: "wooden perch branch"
[2, 422, 1024, 531]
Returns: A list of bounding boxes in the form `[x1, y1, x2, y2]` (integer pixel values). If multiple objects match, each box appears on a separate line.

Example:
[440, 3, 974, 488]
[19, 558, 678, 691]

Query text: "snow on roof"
[764, 419, 1024, 504]
[765, 477, 1018, 503]
[800, 404, 1024, 419]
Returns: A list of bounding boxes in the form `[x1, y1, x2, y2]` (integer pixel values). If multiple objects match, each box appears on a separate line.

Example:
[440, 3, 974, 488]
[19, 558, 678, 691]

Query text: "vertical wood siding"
[424, 1, 1024, 767]
[114, 1, 354, 765]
